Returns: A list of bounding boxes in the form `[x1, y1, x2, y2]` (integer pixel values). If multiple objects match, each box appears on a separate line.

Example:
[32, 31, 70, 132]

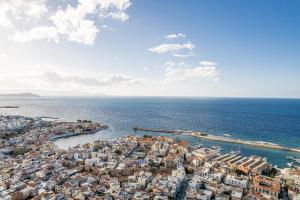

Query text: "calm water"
[0, 97, 300, 167]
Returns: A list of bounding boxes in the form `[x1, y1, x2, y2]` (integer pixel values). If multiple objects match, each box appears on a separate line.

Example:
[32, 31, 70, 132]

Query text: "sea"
[0, 96, 300, 168]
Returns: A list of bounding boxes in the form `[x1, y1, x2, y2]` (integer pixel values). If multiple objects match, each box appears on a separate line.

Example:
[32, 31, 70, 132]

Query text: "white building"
[224, 175, 248, 189]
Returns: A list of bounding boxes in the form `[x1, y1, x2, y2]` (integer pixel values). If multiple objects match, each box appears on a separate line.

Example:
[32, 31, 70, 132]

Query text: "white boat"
[287, 162, 294, 167]
[286, 156, 294, 160]
[286, 156, 300, 164]
[212, 145, 223, 152]
[230, 150, 241, 155]
[192, 144, 203, 148]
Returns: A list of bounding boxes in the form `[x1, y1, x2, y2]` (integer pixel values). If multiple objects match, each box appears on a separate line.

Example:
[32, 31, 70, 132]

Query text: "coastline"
[1, 97, 299, 167]
[133, 127, 300, 154]
[50, 125, 109, 141]
[183, 132, 300, 153]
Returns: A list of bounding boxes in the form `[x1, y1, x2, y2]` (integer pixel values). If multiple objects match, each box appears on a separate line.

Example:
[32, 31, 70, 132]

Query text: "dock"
[133, 127, 177, 134]
[133, 127, 300, 153]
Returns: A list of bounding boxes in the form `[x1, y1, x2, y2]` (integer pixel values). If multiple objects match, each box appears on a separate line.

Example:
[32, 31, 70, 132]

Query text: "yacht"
[212, 145, 223, 152]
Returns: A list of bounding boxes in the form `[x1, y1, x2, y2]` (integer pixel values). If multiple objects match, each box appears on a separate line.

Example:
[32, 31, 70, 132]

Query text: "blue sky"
[0, 0, 299, 97]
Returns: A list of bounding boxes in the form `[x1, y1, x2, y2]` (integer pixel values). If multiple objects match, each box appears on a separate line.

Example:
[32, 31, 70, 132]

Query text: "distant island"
[0, 92, 40, 98]
[0, 106, 19, 108]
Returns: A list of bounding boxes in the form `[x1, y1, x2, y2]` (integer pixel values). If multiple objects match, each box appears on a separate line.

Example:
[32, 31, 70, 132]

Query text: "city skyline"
[0, 0, 300, 98]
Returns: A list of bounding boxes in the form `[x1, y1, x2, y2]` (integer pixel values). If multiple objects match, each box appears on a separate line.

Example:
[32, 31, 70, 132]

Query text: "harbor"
[133, 127, 300, 153]
[50, 125, 109, 141]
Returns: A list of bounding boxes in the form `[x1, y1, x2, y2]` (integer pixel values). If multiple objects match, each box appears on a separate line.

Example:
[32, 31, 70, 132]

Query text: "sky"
[0, 0, 299, 98]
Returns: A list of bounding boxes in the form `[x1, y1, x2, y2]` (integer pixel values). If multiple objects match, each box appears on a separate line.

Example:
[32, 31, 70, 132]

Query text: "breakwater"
[41, 116, 59, 120]
[133, 127, 300, 153]
[51, 125, 109, 141]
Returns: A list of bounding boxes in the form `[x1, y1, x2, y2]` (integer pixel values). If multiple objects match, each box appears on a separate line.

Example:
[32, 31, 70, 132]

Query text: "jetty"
[132, 127, 177, 134]
[41, 116, 59, 120]
[133, 127, 300, 153]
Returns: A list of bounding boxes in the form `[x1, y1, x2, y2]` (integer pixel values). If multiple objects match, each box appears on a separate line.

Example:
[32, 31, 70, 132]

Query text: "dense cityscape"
[1, 0, 300, 199]
[0, 115, 299, 200]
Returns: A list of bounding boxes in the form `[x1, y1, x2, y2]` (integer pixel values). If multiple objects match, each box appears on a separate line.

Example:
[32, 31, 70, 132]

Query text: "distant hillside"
[0, 92, 40, 97]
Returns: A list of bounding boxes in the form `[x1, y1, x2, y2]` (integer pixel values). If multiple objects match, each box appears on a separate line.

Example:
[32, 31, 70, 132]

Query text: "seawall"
[133, 127, 300, 153]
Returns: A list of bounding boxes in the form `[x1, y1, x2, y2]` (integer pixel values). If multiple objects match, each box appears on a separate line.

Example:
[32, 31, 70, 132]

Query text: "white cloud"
[165, 33, 186, 40]
[101, 24, 116, 31]
[0, 70, 142, 93]
[10, 26, 59, 43]
[164, 61, 221, 82]
[2, 0, 132, 45]
[67, 20, 99, 45]
[163, 61, 188, 68]
[0, 0, 48, 28]
[172, 52, 194, 58]
[24, 71, 141, 87]
[200, 61, 217, 66]
[150, 33, 196, 58]
[149, 41, 195, 56]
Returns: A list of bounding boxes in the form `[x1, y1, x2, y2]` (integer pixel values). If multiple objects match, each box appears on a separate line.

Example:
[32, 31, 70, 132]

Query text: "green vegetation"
[13, 147, 30, 156]
[184, 167, 194, 174]
[115, 149, 122, 155]
[262, 167, 278, 178]
[94, 144, 103, 151]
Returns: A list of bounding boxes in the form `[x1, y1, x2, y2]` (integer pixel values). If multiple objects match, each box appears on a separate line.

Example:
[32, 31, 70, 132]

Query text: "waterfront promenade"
[133, 127, 300, 153]
[50, 125, 109, 141]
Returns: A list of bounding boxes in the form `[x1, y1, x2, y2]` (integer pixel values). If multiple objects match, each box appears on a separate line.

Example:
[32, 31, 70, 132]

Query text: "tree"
[13, 148, 29, 156]
[115, 149, 122, 155]
[184, 167, 194, 174]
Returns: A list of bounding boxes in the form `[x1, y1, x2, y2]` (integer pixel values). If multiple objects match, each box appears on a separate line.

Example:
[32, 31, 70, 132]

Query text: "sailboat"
[230, 146, 241, 155]
[211, 141, 223, 152]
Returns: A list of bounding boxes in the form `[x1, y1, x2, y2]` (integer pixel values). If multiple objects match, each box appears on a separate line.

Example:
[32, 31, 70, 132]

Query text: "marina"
[50, 125, 109, 141]
[1, 1, 300, 198]
[1, 97, 300, 167]
[133, 127, 300, 154]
